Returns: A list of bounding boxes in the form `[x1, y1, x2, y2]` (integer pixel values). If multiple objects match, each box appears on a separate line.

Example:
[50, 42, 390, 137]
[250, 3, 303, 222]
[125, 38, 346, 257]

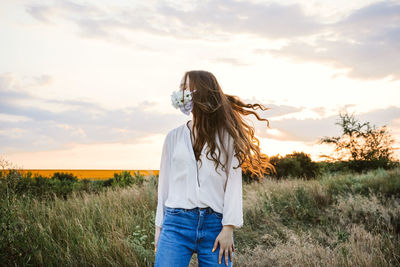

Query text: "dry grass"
[1, 167, 399, 266]
[235, 223, 393, 267]
[232, 168, 400, 267]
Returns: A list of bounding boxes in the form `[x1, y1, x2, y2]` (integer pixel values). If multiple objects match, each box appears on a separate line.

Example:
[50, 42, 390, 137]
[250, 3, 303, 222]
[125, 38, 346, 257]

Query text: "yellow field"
[2, 169, 159, 180]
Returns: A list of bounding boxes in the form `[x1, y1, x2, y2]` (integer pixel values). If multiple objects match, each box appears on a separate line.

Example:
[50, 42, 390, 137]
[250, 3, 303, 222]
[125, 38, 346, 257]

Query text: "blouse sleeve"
[155, 132, 171, 227]
[221, 139, 244, 229]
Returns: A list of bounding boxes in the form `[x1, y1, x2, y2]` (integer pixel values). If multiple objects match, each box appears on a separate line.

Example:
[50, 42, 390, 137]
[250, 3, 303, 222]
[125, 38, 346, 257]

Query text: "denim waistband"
[168, 206, 220, 215]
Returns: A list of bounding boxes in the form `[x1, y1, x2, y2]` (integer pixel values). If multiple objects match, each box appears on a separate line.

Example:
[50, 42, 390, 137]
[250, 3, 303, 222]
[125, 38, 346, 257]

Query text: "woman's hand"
[212, 225, 235, 266]
[154, 226, 161, 253]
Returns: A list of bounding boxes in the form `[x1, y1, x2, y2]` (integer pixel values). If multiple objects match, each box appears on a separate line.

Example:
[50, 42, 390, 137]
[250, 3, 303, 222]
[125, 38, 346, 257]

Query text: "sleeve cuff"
[222, 221, 243, 229]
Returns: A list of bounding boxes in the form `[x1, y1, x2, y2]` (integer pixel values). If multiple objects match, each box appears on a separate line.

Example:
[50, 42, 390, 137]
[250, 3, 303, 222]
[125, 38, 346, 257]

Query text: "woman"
[154, 70, 275, 266]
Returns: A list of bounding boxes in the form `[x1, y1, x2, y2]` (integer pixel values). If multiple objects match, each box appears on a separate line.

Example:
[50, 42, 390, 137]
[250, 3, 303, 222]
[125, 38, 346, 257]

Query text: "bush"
[51, 172, 78, 182]
[269, 152, 321, 179]
[0, 168, 153, 202]
[1, 169, 107, 201]
[318, 160, 400, 176]
[113, 171, 145, 187]
[346, 158, 399, 173]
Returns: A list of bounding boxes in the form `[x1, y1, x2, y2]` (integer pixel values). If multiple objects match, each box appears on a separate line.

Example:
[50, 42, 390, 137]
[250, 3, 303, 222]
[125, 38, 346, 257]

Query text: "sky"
[0, 0, 399, 170]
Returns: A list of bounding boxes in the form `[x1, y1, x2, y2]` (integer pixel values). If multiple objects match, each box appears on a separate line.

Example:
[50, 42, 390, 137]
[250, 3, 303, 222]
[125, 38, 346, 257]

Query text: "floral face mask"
[171, 76, 196, 116]
[171, 88, 196, 115]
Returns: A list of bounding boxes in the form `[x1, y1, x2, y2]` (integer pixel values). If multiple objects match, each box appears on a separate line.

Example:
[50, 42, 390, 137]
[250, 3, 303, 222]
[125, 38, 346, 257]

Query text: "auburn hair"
[180, 70, 276, 180]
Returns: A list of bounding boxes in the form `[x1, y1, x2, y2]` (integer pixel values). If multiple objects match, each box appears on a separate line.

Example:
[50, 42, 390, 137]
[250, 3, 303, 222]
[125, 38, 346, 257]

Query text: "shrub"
[51, 172, 78, 182]
[113, 171, 145, 187]
[269, 152, 321, 179]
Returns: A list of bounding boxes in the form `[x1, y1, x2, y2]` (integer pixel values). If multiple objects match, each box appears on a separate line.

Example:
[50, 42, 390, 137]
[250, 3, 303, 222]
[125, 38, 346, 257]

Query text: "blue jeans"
[155, 207, 234, 267]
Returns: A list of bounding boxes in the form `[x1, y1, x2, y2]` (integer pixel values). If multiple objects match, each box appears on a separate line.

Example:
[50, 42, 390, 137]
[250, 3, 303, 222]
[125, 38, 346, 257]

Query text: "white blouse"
[155, 120, 243, 228]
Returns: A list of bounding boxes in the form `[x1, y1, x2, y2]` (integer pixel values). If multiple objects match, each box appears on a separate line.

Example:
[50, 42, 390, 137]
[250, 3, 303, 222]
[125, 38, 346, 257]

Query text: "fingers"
[214, 237, 222, 264]
[225, 248, 229, 266]
[218, 248, 223, 265]
[213, 237, 235, 266]
[212, 237, 219, 253]
[218, 247, 232, 266]
[154, 238, 158, 253]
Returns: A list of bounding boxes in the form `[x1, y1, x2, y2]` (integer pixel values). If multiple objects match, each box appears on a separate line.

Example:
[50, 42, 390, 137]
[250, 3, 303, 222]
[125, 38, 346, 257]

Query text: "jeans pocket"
[165, 207, 185, 215]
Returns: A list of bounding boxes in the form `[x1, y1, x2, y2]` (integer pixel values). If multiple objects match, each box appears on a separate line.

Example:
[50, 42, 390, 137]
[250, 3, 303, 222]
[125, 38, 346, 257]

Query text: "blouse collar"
[185, 120, 197, 162]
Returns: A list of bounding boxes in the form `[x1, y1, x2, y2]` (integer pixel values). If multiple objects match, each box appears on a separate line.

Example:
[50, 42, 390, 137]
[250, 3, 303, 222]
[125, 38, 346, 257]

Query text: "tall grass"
[1, 181, 158, 266]
[1, 166, 399, 266]
[234, 167, 400, 266]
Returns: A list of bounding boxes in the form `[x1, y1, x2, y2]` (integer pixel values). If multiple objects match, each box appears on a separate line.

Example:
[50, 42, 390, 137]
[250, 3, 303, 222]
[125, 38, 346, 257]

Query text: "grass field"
[1, 167, 399, 266]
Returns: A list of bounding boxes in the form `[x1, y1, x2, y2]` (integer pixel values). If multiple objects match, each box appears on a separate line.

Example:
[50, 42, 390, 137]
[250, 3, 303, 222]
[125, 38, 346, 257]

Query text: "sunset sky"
[1, 0, 399, 169]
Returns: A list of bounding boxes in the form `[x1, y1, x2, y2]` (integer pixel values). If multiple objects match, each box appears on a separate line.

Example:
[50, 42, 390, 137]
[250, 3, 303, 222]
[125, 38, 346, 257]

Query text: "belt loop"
[207, 207, 213, 214]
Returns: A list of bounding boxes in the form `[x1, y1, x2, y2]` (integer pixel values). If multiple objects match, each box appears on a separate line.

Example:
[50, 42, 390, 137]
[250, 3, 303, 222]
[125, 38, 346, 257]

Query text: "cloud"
[0, 72, 313, 154]
[25, 1, 142, 44]
[256, 105, 400, 143]
[34, 75, 53, 85]
[156, 0, 322, 39]
[261, 1, 400, 81]
[26, 1, 100, 23]
[0, 114, 32, 122]
[24, 0, 399, 81]
[0, 73, 182, 154]
[26, 4, 52, 23]
[1, 72, 399, 157]
[25, 0, 323, 42]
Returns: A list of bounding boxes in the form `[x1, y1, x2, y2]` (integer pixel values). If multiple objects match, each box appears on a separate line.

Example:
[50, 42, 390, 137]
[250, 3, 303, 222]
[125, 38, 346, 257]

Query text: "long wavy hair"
[180, 70, 276, 180]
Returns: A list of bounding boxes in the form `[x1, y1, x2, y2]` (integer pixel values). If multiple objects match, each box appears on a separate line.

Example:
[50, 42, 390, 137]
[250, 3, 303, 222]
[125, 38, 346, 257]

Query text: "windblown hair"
[180, 70, 276, 180]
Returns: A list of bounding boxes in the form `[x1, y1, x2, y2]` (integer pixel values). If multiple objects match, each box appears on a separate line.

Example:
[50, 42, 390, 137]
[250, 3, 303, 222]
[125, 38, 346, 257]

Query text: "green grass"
[1, 167, 399, 266]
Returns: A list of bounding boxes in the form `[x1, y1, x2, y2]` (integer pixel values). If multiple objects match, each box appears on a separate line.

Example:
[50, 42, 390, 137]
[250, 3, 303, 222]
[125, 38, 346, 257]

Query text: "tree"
[318, 111, 398, 172]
